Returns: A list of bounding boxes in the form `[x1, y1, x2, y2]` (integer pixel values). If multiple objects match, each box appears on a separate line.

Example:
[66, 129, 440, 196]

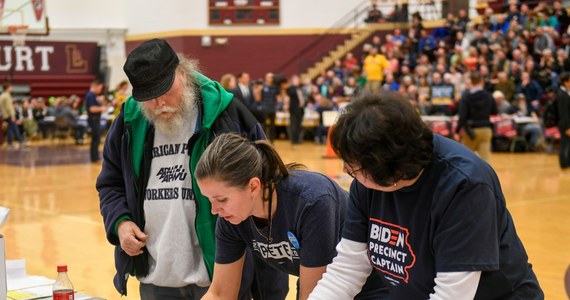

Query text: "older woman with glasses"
[309, 92, 543, 299]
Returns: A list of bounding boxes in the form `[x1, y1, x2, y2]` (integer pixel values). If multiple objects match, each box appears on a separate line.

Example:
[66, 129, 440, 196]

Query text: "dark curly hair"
[331, 92, 433, 186]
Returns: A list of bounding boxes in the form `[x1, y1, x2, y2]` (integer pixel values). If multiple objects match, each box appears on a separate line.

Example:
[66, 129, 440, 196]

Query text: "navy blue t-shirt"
[85, 91, 100, 119]
[343, 134, 543, 299]
[216, 170, 347, 274]
[216, 170, 387, 298]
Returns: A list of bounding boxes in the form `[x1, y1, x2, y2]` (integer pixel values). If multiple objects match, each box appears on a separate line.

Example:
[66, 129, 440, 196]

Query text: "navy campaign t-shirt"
[216, 170, 387, 298]
[216, 170, 347, 274]
[342, 134, 543, 299]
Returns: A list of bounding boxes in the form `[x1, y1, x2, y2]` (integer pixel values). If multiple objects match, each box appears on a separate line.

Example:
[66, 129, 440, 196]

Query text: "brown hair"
[195, 133, 303, 201]
[469, 71, 483, 85]
[219, 73, 236, 91]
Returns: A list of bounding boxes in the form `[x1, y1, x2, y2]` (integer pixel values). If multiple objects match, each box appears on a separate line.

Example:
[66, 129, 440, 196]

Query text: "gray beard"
[140, 83, 197, 136]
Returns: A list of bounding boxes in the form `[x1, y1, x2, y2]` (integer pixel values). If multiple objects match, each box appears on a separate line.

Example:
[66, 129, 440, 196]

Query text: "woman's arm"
[298, 265, 327, 300]
[308, 238, 372, 300]
[429, 271, 481, 300]
[202, 253, 245, 300]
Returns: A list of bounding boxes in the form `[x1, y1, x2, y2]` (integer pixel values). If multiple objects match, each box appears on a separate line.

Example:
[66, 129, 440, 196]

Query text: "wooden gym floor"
[0, 140, 569, 299]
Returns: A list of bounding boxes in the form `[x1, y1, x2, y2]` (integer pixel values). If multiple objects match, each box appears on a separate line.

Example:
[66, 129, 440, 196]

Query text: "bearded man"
[96, 39, 288, 300]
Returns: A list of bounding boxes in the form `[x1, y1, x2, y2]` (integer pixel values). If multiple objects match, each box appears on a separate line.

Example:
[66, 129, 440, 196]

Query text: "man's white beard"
[140, 82, 197, 135]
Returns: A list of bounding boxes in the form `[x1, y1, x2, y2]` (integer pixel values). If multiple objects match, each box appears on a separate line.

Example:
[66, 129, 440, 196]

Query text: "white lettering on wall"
[0, 45, 55, 72]
[35, 46, 54, 71]
[14, 46, 34, 71]
[0, 47, 11, 71]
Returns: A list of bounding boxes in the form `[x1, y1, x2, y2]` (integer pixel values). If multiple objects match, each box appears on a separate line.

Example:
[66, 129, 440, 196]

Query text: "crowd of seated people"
[0, 91, 119, 149]
[5, 96, 88, 145]
[0, 79, 131, 149]
[313, 2, 570, 151]
[364, 2, 409, 24]
[212, 2, 568, 149]
[2, 2, 569, 151]
[219, 71, 349, 145]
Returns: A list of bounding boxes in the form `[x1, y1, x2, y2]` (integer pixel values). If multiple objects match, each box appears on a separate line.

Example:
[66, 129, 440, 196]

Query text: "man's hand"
[566, 128, 570, 137]
[117, 220, 148, 256]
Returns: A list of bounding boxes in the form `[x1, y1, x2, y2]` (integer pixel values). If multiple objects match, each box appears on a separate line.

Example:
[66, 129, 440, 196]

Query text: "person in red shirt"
[342, 52, 359, 76]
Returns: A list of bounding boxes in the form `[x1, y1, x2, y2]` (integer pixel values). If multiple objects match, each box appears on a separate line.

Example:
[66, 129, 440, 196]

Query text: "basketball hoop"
[8, 25, 29, 47]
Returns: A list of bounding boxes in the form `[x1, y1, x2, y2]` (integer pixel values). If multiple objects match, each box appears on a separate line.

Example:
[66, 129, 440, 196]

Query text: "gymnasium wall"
[123, 0, 369, 35]
[0, 41, 98, 97]
[4, 0, 423, 91]
[125, 33, 350, 81]
[24, 0, 374, 88]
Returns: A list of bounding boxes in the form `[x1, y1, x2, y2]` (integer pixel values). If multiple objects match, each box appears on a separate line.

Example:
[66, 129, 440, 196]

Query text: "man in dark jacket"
[232, 72, 264, 123]
[261, 72, 277, 142]
[557, 72, 570, 169]
[455, 71, 498, 162]
[517, 72, 543, 116]
[286, 75, 305, 144]
[554, 1, 570, 35]
[96, 39, 287, 299]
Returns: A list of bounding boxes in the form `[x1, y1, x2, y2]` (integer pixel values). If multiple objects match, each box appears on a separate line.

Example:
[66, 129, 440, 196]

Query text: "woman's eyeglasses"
[344, 163, 412, 188]
[344, 163, 363, 179]
[347, 168, 362, 179]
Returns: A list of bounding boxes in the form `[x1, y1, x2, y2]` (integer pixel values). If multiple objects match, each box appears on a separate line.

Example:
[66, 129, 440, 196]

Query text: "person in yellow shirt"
[362, 47, 389, 93]
[112, 80, 130, 117]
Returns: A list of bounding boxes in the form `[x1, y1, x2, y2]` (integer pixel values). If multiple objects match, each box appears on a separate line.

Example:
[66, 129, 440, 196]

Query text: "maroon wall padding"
[126, 34, 350, 81]
[24, 75, 95, 98]
[0, 41, 98, 98]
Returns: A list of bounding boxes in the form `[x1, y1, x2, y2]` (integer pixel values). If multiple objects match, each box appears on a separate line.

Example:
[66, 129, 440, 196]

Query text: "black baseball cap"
[123, 38, 179, 102]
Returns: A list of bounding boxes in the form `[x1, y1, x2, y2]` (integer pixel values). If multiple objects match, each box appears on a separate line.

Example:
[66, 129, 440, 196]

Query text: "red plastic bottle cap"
[57, 265, 67, 272]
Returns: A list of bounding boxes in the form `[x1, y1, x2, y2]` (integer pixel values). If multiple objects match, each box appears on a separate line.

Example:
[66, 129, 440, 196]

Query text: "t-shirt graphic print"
[368, 218, 416, 285]
[139, 115, 211, 288]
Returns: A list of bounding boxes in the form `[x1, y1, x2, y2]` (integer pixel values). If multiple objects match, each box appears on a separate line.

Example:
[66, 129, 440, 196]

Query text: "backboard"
[0, 0, 48, 36]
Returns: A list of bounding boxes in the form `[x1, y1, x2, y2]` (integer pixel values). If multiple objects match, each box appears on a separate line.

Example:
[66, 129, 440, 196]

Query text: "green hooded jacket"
[122, 71, 233, 277]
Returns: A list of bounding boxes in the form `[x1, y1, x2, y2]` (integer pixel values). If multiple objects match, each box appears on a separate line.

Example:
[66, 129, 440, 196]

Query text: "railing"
[273, 0, 452, 76]
[273, 0, 372, 75]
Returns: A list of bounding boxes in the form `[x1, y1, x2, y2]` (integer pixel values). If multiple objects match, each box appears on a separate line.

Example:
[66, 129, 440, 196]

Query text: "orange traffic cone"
[322, 125, 337, 159]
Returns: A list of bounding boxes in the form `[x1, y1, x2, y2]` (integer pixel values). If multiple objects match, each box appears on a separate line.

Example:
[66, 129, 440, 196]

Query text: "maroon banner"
[0, 40, 98, 76]
[32, 0, 44, 22]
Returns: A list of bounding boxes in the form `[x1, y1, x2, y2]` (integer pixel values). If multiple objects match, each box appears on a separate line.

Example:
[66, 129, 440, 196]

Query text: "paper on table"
[6, 259, 26, 279]
[7, 276, 54, 292]
[6, 259, 55, 291]
[4, 258, 100, 299]
[7, 283, 53, 299]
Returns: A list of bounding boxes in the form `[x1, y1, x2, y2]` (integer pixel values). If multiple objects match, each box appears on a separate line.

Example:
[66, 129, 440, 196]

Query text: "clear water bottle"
[53, 265, 74, 300]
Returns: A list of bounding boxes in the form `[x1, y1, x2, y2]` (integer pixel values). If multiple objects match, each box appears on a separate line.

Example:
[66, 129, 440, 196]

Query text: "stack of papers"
[8, 283, 53, 300]
[6, 260, 54, 299]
